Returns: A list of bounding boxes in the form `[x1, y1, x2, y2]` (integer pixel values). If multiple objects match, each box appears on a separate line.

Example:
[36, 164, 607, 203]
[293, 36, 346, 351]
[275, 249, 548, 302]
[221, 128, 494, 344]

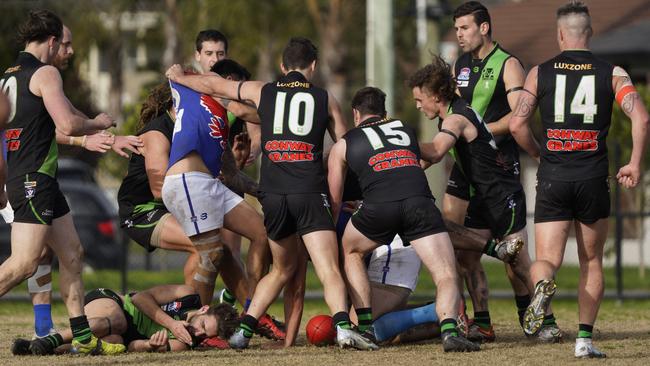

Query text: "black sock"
[356, 307, 373, 332]
[41, 333, 64, 349]
[440, 318, 458, 337]
[515, 295, 531, 327]
[543, 313, 557, 327]
[578, 323, 593, 339]
[473, 311, 491, 329]
[239, 314, 258, 338]
[332, 311, 352, 330]
[70, 315, 92, 344]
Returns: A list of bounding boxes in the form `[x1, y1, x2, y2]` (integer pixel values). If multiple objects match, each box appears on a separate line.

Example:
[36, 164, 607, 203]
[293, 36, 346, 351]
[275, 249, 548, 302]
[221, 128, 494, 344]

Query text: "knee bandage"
[193, 235, 224, 284]
[28, 265, 52, 293]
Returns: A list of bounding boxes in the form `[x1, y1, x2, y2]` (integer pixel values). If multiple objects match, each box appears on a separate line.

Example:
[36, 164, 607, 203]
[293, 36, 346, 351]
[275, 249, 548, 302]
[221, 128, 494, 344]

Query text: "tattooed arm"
[509, 66, 541, 161]
[221, 143, 259, 197]
[613, 66, 650, 188]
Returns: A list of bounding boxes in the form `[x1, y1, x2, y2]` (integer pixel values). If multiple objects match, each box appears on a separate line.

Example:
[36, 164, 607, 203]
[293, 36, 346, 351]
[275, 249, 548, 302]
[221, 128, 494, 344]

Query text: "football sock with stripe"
[34, 304, 54, 337]
[373, 302, 438, 342]
[543, 313, 557, 327]
[515, 295, 531, 327]
[440, 318, 459, 337]
[578, 323, 593, 339]
[70, 315, 92, 344]
[222, 289, 237, 306]
[473, 311, 492, 330]
[356, 308, 373, 332]
[483, 239, 498, 258]
[332, 312, 352, 330]
[239, 314, 258, 338]
[41, 333, 63, 349]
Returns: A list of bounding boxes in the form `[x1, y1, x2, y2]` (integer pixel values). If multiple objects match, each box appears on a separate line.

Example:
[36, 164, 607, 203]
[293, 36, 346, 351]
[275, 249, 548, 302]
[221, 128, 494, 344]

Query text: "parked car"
[0, 159, 126, 269]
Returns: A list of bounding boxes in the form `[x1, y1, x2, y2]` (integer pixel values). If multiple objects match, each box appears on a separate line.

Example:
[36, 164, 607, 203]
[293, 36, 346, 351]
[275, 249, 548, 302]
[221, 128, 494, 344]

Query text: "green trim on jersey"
[36, 138, 59, 178]
[123, 294, 176, 339]
[471, 45, 510, 117]
[25, 174, 47, 225]
[132, 200, 165, 215]
[227, 111, 237, 126]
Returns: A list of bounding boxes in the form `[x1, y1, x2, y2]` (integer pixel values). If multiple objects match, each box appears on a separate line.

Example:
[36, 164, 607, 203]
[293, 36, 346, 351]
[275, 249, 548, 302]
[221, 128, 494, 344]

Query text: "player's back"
[257, 71, 329, 194]
[0, 52, 58, 179]
[168, 81, 229, 178]
[344, 117, 432, 203]
[536, 50, 614, 181]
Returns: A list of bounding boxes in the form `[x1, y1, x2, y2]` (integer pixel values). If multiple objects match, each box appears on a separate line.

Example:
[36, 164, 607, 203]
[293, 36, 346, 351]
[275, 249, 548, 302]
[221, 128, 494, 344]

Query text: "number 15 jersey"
[537, 50, 614, 181]
[257, 71, 330, 194]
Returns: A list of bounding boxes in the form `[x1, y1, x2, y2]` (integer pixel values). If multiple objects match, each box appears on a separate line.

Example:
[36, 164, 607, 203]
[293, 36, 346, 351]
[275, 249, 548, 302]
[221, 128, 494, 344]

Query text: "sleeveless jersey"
[1, 52, 58, 179]
[536, 50, 614, 181]
[123, 293, 201, 339]
[344, 117, 432, 203]
[257, 71, 329, 194]
[455, 43, 520, 166]
[117, 113, 174, 218]
[168, 81, 229, 178]
[445, 97, 522, 203]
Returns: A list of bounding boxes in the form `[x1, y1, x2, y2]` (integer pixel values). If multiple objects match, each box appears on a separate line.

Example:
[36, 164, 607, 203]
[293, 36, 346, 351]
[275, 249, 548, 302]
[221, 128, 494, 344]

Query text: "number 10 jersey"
[257, 71, 330, 194]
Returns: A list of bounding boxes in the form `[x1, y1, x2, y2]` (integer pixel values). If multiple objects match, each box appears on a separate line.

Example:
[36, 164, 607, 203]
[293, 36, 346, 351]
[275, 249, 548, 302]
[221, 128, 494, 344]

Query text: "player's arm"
[487, 57, 525, 136]
[0, 150, 6, 210]
[55, 130, 113, 153]
[419, 115, 465, 164]
[327, 91, 349, 141]
[128, 331, 189, 353]
[221, 142, 259, 197]
[327, 138, 348, 222]
[509, 66, 541, 161]
[613, 66, 650, 188]
[166, 64, 264, 107]
[130, 285, 196, 346]
[33, 65, 114, 135]
[218, 98, 261, 124]
[245, 122, 262, 165]
[141, 130, 170, 199]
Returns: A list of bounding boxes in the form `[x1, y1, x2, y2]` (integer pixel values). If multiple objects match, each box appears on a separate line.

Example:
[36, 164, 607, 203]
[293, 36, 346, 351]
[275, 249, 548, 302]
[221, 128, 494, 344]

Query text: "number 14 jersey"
[537, 50, 614, 181]
[257, 71, 330, 194]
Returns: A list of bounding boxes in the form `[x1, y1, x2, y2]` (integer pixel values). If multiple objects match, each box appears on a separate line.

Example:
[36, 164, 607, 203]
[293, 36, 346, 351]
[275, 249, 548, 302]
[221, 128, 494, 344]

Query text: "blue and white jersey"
[168, 80, 229, 178]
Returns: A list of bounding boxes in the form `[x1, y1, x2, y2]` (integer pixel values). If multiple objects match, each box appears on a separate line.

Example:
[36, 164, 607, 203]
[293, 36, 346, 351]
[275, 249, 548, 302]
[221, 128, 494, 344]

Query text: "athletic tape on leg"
[194, 246, 224, 284]
[28, 265, 52, 293]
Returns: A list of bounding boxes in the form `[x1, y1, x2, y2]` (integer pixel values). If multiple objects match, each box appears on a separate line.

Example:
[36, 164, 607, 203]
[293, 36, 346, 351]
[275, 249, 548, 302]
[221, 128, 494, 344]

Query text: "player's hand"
[168, 320, 193, 346]
[0, 190, 7, 210]
[166, 64, 184, 82]
[83, 132, 113, 153]
[148, 330, 169, 350]
[616, 164, 641, 188]
[112, 135, 144, 158]
[93, 113, 116, 129]
[232, 132, 251, 169]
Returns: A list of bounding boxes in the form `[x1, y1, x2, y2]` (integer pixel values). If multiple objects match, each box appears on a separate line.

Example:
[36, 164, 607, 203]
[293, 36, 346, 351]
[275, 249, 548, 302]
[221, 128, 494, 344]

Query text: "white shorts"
[367, 235, 421, 291]
[162, 172, 242, 237]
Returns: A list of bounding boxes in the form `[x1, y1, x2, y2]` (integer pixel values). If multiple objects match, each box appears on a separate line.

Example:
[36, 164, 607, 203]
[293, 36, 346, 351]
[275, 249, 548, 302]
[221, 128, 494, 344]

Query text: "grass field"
[0, 298, 649, 365]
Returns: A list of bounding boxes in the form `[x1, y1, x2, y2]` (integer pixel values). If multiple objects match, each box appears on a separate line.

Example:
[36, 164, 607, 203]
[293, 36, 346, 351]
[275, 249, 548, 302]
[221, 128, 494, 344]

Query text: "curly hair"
[407, 55, 456, 102]
[208, 303, 239, 339]
[137, 83, 173, 131]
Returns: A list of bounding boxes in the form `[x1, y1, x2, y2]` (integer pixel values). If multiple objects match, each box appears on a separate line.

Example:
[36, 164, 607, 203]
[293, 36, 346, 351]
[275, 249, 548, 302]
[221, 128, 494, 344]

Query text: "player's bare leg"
[158, 216, 200, 287]
[573, 218, 607, 357]
[29, 246, 55, 337]
[524, 221, 571, 337]
[410, 232, 479, 352]
[0, 223, 48, 297]
[283, 241, 308, 347]
[188, 228, 225, 305]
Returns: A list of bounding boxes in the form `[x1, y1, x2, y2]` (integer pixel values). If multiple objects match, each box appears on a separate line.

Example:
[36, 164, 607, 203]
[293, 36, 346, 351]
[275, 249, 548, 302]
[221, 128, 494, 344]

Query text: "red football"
[306, 314, 336, 346]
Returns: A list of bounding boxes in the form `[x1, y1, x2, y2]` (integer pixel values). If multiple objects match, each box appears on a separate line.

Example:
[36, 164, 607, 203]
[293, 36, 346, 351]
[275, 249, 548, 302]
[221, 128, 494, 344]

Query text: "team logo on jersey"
[457, 68, 471, 81]
[24, 181, 36, 199]
[162, 301, 182, 312]
[200, 95, 228, 149]
[481, 67, 494, 80]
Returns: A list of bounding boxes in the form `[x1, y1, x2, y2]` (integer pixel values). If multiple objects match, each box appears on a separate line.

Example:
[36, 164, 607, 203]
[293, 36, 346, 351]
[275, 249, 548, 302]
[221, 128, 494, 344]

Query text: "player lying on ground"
[12, 285, 238, 355]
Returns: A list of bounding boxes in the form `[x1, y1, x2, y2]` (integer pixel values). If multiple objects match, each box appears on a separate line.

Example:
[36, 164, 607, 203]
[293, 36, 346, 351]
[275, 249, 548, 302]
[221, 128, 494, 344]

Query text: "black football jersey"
[257, 71, 329, 193]
[1, 52, 58, 179]
[445, 97, 522, 203]
[344, 117, 432, 203]
[536, 50, 614, 181]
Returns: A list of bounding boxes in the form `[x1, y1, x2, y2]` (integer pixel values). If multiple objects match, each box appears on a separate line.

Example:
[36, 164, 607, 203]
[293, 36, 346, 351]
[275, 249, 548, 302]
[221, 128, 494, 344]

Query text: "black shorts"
[85, 288, 124, 307]
[120, 205, 170, 252]
[534, 176, 610, 224]
[445, 163, 471, 201]
[6, 172, 70, 225]
[351, 196, 446, 244]
[259, 192, 335, 241]
[464, 191, 527, 239]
